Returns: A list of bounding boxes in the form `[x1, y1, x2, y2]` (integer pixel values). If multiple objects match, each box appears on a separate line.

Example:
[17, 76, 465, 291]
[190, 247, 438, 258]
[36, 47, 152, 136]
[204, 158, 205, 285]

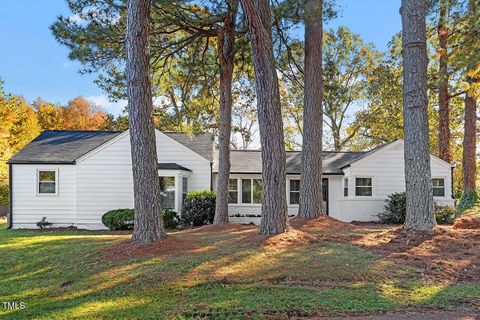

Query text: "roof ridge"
[229, 149, 367, 153]
[43, 129, 123, 133]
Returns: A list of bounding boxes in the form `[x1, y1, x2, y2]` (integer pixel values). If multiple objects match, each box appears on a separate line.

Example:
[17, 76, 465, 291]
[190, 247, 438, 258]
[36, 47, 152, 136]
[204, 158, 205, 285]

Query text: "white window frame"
[228, 178, 239, 204]
[241, 178, 263, 205]
[37, 169, 59, 196]
[343, 178, 349, 197]
[354, 176, 373, 197]
[432, 177, 446, 198]
[288, 178, 300, 205]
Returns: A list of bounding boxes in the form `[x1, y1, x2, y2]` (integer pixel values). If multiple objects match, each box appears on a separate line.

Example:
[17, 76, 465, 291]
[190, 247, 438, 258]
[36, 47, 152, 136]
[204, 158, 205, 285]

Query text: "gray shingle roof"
[8, 130, 123, 164]
[212, 150, 370, 175]
[164, 132, 214, 161]
[9, 130, 215, 164]
[158, 163, 192, 171]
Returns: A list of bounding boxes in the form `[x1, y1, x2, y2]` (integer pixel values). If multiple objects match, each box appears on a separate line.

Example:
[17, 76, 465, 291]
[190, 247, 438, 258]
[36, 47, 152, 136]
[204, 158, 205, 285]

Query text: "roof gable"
[164, 132, 214, 161]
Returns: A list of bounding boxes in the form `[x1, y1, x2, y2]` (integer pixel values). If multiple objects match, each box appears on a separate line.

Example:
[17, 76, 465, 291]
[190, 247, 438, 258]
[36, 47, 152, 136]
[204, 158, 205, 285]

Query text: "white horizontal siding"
[334, 141, 455, 222]
[221, 141, 455, 224]
[11, 164, 76, 228]
[76, 131, 211, 228]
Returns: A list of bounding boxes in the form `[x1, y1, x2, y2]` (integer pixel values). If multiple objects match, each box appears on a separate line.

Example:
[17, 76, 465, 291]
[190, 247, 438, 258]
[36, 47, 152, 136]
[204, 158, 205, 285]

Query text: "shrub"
[435, 204, 459, 225]
[162, 209, 178, 229]
[0, 184, 8, 207]
[458, 191, 479, 212]
[377, 192, 406, 224]
[102, 208, 179, 230]
[181, 190, 216, 226]
[378, 191, 460, 225]
[102, 209, 134, 230]
[37, 217, 52, 229]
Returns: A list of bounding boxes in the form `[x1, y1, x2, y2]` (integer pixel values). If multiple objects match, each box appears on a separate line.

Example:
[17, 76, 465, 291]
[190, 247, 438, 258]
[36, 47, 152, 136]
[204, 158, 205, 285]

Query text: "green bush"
[377, 192, 406, 224]
[102, 209, 135, 230]
[162, 209, 178, 229]
[181, 190, 216, 226]
[0, 184, 8, 207]
[37, 217, 52, 229]
[458, 191, 479, 212]
[102, 208, 178, 230]
[434, 204, 459, 225]
[378, 192, 459, 225]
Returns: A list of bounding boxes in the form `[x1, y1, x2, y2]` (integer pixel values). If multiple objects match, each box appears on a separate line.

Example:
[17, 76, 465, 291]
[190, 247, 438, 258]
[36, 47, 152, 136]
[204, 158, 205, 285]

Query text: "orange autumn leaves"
[0, 95, 109, 184]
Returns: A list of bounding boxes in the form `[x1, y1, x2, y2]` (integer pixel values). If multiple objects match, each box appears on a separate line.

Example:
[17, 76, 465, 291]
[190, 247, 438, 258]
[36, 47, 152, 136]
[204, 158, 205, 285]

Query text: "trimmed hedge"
[101, 208, 179, 230]
[102, 209, 135, 230]
[181, 190, 216, 226]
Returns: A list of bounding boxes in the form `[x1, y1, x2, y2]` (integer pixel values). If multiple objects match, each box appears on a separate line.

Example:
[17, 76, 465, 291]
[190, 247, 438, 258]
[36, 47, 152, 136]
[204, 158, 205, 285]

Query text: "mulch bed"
[102, 216, 480, 283]
[453, 213, 480, 229]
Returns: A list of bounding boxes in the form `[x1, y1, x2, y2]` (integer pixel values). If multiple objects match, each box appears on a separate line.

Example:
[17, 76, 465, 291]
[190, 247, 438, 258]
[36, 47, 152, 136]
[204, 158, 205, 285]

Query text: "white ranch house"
[7, 130, 455, 229]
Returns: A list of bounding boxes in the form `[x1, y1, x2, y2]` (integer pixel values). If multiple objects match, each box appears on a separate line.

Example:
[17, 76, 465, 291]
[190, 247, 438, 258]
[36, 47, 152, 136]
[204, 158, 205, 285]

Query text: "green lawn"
[0, 220, 479, 319]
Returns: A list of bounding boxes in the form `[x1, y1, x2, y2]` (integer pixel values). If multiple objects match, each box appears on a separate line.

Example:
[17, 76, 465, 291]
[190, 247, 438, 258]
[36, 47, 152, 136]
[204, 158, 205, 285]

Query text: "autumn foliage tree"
[62, 96, 107, 130]
[0, 86, 41, 185]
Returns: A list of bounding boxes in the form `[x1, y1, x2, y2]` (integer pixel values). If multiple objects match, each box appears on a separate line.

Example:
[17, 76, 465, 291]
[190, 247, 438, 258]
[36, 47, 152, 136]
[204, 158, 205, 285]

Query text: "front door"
[322, 178, 329, 215]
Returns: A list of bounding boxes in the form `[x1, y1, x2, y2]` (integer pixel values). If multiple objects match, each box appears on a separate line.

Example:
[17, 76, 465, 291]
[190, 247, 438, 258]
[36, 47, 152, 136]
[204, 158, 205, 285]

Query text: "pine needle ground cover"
[1, 217, 479, 319]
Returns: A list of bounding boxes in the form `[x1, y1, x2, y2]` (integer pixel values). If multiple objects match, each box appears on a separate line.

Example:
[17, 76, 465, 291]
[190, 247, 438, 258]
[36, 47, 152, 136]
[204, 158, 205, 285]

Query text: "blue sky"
[0, 0, 401, 116]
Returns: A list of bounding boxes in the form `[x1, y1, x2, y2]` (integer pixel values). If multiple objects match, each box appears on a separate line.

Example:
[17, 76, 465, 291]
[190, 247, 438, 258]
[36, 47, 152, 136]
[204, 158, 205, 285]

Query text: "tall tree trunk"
[214, 0, 239, 225]
[463, 76, 477, 193]
[400, 0, 436, 231]
[437, 0, 452, 163]
[299, 0, 324, 219]
[240, 0, 288, 235]
[126, 0, 166, 243]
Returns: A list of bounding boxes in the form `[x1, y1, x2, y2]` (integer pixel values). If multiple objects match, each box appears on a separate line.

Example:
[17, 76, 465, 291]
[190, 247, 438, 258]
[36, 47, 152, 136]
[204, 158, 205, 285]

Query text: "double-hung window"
[182, 177, 188, 204]
[343, 178, 349, 197]
[159, 176, 175, 209]
[355, 177, 372, 196]
[38, 170, 57, 195]
[432, 178, 445, 197]
[289, 179, 300, 204]
[241, 178, 262, 204]
[228, 179, 238, 203]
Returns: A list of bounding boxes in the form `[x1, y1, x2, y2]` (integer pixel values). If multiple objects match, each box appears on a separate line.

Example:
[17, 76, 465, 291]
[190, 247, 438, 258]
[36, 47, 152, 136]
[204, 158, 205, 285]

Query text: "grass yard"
[1, 216, 479, 319]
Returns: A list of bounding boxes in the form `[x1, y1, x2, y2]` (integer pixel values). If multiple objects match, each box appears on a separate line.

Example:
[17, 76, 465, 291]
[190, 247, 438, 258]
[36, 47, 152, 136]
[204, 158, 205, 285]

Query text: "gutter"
[7, 164, 12, 229]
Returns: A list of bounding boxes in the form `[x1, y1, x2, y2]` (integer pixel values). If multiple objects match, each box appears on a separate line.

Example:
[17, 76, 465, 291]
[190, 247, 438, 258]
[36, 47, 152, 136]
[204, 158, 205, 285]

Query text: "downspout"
[210, 162, 213, 192]
[7, 164, 12, 229]
[451, 166, 455, 203]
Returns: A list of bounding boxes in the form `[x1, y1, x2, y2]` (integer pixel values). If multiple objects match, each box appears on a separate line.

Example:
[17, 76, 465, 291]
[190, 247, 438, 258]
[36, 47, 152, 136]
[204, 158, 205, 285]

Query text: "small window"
[228, 179, 238, 203]
[343, 178, 349, 197]
[242, 179, 251, 204]
[355, 177, 372, 196]
[38, 170, 57, 194]
[290, 179, 300, 204]
[432, 178, 445, 197]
